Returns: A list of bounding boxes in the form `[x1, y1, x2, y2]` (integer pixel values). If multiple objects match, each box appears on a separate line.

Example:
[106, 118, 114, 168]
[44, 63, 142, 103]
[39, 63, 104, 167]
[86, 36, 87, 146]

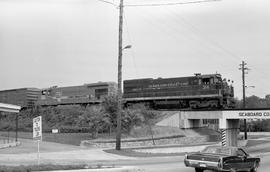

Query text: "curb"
[39, 166, 145, 172]
[129, 142, 220, 154]
[40, 166, 143, 172]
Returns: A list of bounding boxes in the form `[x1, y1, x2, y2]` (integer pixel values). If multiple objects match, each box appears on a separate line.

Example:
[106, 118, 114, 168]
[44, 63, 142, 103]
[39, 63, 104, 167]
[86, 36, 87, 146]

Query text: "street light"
[245, 86, 255, 88]
[123, 45, 132, 50]
[116, 44, 131, 151]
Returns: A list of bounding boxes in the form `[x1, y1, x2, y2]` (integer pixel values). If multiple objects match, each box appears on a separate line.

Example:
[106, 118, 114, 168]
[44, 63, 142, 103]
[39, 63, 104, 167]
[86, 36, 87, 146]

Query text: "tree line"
[2, 94, 270, 134]
[0, 95, 157, 138]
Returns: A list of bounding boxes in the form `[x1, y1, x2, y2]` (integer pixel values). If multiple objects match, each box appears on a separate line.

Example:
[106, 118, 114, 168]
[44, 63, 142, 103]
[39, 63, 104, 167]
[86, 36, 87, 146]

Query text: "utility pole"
[239, 60, 249, 140]
[114, 0, 219, 151]
[116, 0, 124, 151]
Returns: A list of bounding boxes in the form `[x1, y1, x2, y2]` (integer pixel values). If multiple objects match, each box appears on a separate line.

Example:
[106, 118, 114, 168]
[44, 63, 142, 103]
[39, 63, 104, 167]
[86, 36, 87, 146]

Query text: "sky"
[0, 0, 270, 99]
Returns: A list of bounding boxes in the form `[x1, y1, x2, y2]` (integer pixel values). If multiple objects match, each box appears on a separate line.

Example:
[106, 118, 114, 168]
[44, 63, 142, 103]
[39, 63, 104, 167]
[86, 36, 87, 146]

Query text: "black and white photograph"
[0, 0, 270, 171]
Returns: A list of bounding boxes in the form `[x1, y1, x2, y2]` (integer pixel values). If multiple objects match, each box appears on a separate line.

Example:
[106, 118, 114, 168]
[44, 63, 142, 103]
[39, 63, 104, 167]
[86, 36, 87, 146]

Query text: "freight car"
[37, 82, 117, 106]
[123, 73, 235, 109]
[0, 88, 41, 108]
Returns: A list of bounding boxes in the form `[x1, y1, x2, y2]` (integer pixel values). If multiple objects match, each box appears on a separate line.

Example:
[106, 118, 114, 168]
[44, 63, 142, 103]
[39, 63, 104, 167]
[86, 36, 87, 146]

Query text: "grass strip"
[0, 164, 113, 172]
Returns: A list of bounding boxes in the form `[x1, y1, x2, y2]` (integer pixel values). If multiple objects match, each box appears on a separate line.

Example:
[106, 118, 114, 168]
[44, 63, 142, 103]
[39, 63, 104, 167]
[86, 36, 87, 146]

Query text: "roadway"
[115, 153, 269, 172]
[1, 137, 270, 172]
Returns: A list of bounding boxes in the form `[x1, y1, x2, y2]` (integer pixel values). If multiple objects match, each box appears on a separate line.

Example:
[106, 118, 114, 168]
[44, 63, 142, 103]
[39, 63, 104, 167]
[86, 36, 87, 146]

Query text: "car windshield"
[201, 147, 232, 156]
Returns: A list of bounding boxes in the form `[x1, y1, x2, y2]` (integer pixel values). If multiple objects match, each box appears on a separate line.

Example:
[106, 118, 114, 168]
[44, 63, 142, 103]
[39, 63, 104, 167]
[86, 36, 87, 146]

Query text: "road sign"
[33, 116, 42, 140]
[52, 129, 58, 134]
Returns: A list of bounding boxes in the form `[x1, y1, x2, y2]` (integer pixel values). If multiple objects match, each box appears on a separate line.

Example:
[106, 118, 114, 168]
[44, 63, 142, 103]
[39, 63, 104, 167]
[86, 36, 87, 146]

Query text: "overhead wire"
[131, 7, 206, 56]
[124, 0, 221, 7]
[153, 6, 270, 96]
[128, 3, 270, 97]
[95, 0, 241, 65]
[96, 0, 270, 96]
[125, 0, 242, 72]
[122, 1, 236, 78]
[247, 63, 270, 84]
[142, 1, 270, 95]
[96, 0, 117, 7]
[159, 6, 245, 86]
[159, 6, 237, 68]
[163, 7, 242, 64]
[133, 5, 236, 77]
[96, 0, 230, 64]
[126, 7, 226, 79]
[123, 12, 139, 78]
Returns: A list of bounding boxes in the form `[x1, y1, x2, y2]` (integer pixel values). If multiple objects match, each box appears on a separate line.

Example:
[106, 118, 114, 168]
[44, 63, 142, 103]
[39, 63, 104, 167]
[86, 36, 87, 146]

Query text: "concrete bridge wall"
[157, 109, 270, 147]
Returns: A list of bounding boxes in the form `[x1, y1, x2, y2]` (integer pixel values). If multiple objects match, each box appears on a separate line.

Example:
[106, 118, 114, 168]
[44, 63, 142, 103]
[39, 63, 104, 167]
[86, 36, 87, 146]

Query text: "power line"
[164, 8, 242, 63]
[159, 7, 241, 68]
[96, 0, 117, 7]
[134, 6, 241, 78]
[129, 6, 236, 78]
[123, 12, 139, 78]
[125, 0, 221, 7]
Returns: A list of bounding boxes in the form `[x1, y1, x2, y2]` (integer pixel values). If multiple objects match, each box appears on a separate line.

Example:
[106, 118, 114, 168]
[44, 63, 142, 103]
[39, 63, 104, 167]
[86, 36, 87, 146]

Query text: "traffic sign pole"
[33, 116, 42, 166]
[37, 140, 40, 165]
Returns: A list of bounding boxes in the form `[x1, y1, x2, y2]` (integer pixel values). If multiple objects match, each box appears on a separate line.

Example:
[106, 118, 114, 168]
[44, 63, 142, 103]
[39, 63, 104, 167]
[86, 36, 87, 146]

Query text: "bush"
[0, 99, 158, 136]
[240, 119, 270, 132]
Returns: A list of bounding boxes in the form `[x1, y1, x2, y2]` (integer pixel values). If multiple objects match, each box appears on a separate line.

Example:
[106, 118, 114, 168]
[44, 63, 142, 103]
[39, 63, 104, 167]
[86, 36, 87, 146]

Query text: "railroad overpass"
[156, 109, 270, 147]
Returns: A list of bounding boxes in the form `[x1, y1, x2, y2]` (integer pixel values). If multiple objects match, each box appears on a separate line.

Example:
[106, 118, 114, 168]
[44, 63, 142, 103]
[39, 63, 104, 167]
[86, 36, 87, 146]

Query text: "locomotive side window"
[210, 78, 215, 84]
[202, 78, 210, 85]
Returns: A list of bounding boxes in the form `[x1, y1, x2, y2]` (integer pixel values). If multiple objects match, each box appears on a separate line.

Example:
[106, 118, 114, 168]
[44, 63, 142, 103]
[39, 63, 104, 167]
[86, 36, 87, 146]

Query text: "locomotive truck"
[123, 73, 235, 109]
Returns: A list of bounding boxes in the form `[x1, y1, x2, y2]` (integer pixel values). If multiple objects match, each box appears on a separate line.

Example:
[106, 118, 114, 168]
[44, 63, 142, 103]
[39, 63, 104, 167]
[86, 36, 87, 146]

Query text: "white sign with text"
[33, 116, 42, 140]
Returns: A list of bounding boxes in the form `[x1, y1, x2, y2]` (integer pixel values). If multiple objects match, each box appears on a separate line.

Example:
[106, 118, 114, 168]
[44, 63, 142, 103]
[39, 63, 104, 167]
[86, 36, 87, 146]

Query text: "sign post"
[33, 116, 42, 165]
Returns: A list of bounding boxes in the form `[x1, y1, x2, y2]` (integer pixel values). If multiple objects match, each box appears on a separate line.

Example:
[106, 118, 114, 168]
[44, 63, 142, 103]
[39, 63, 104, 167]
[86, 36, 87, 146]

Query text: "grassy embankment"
[0, 131, 91, 146]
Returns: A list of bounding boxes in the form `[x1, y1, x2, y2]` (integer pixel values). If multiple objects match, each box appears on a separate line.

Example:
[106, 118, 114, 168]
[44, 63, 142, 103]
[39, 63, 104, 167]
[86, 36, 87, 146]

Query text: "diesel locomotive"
[37, 82, 117, 106]
[123, 73, 235, 109]
[0, 88, 41, 108]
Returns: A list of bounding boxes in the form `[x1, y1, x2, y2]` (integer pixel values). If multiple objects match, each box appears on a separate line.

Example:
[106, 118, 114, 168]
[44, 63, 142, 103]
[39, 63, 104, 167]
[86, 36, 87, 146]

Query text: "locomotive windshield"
[198, 74, 222, 85]
[202, 78, 210, 85]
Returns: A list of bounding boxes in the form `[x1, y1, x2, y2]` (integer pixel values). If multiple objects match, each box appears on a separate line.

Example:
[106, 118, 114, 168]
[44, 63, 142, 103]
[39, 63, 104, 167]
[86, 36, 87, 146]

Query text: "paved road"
[135, 153, 270, 172]
[1, 137, 270, 172]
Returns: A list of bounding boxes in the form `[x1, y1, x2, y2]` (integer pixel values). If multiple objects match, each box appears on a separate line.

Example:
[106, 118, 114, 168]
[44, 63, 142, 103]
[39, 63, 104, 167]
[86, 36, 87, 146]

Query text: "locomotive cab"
[197, 74, 222, 86]
[194, 74, 232, 109]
